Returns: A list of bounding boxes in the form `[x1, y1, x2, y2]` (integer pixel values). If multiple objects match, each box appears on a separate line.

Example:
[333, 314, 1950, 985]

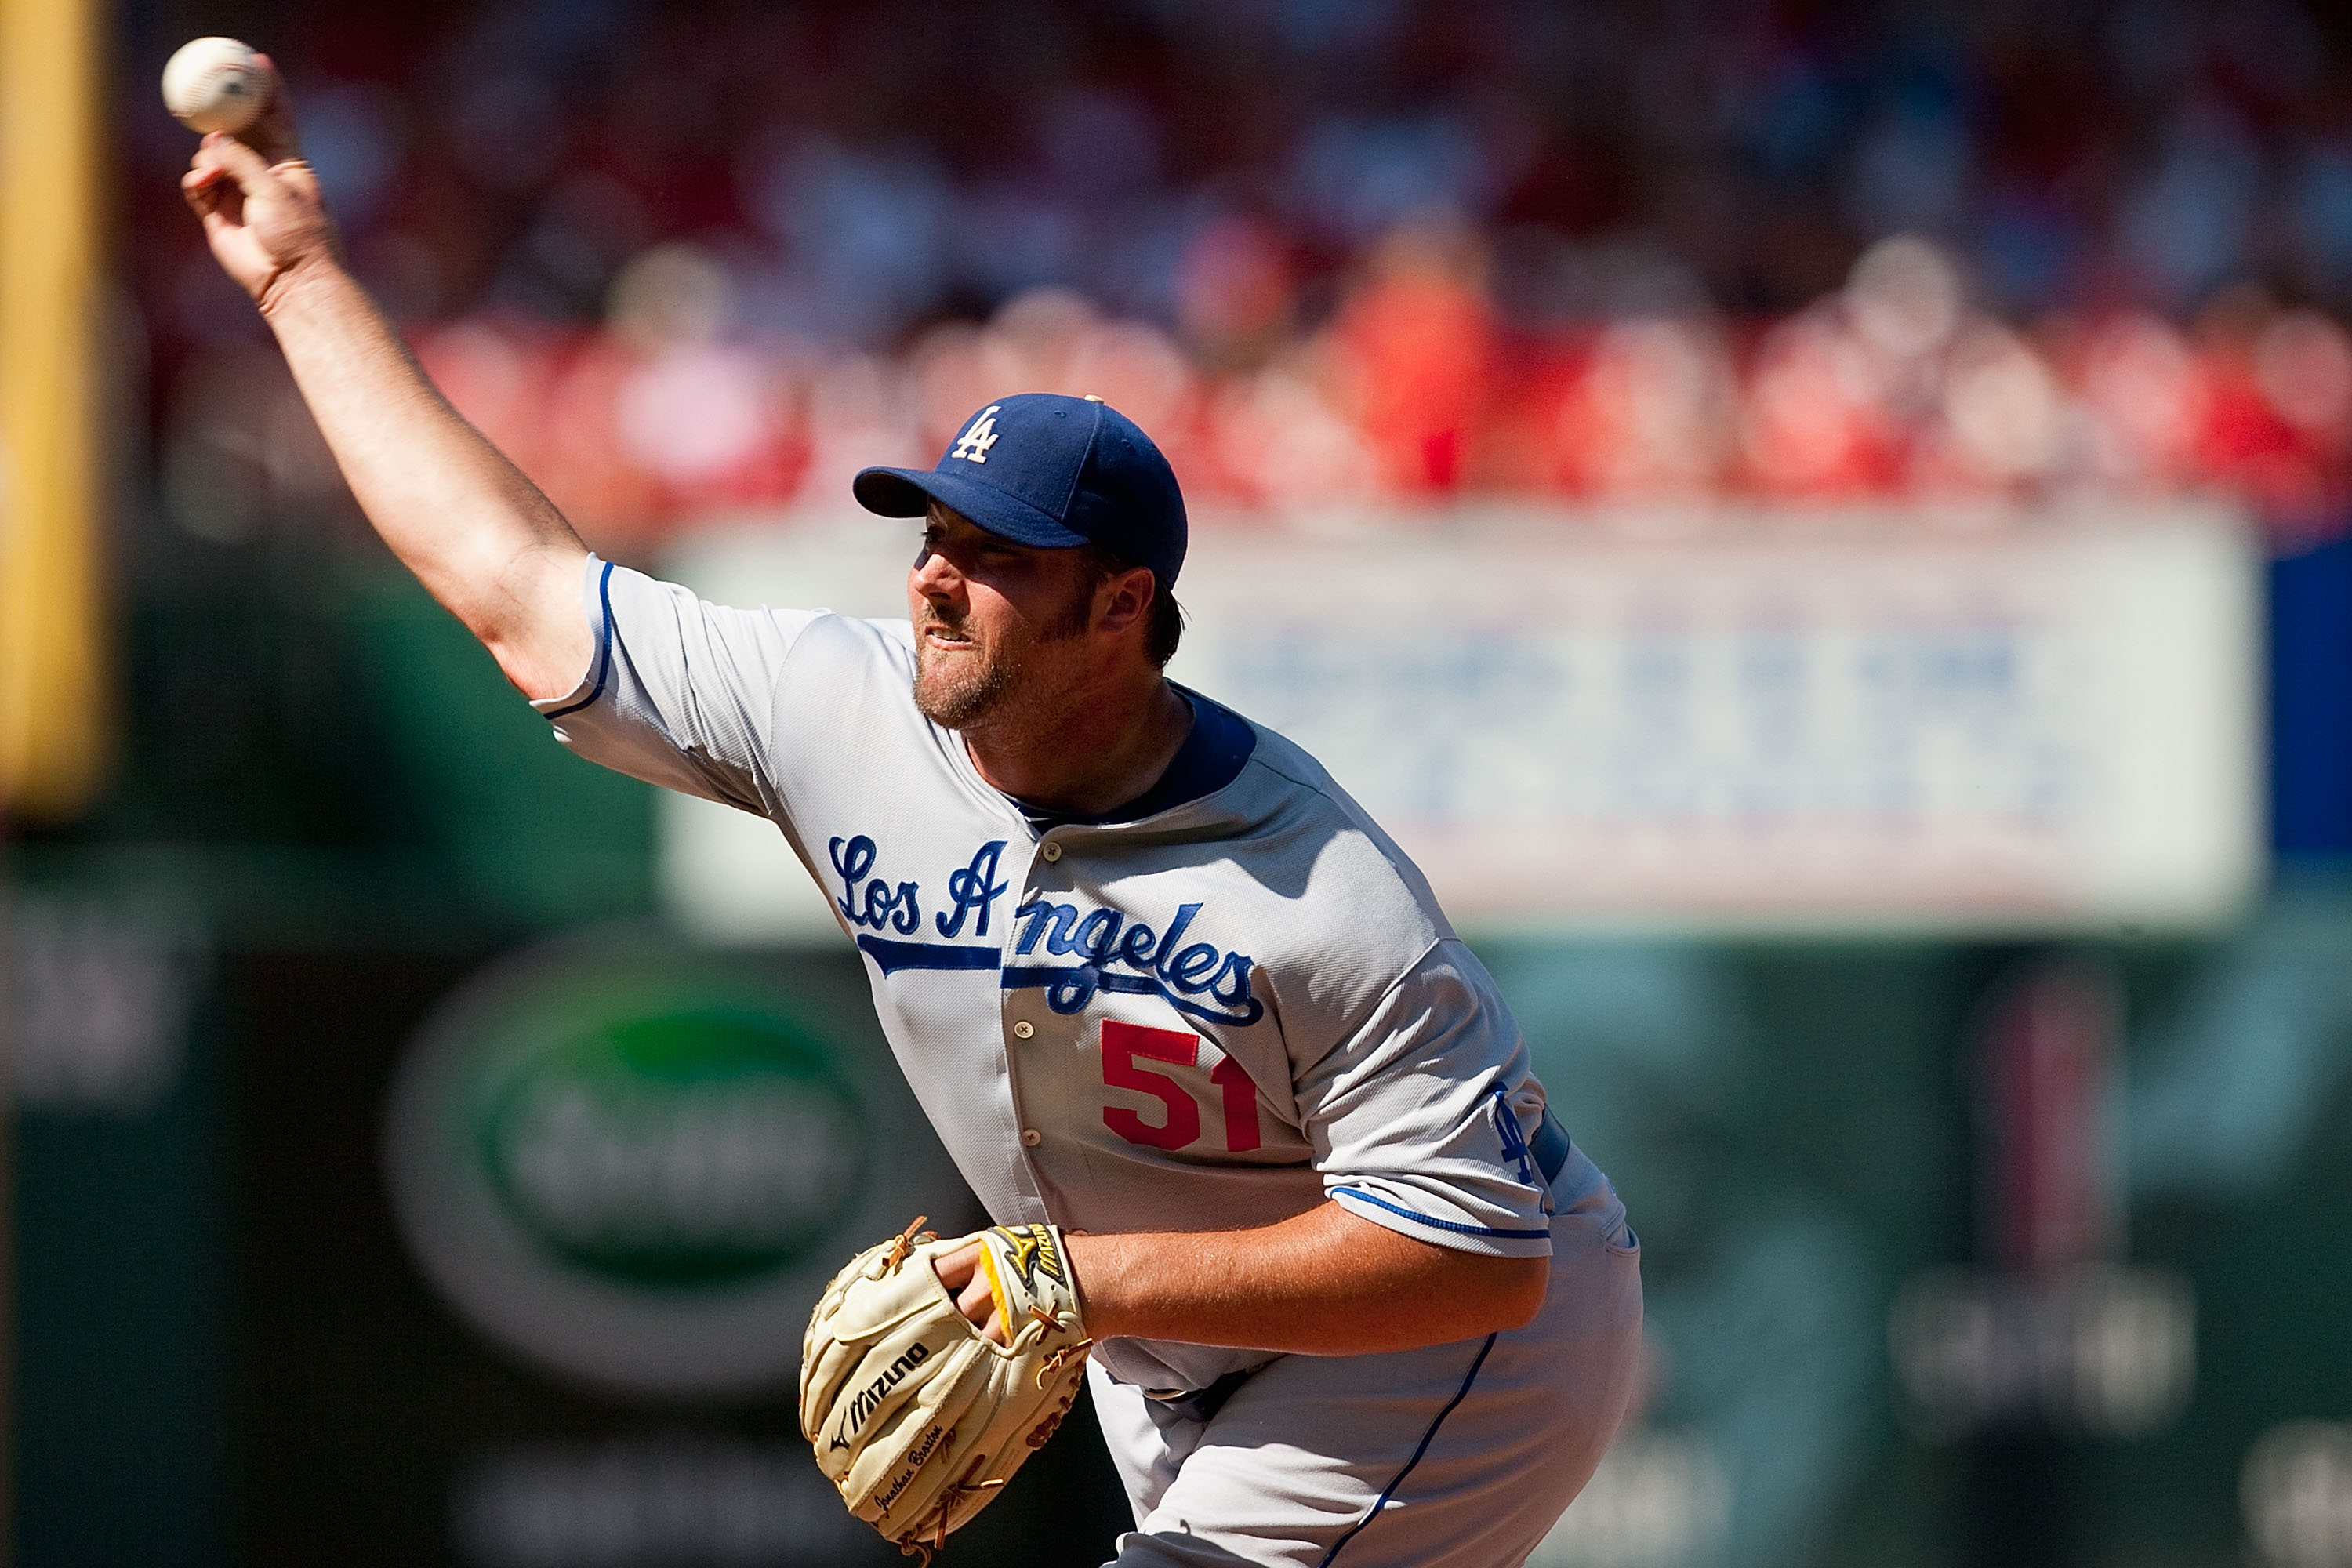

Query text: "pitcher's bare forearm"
[1065, 1203, 1545, 1352]
[261, 260, 590, 697]
[936, 1202, 1546, 1356]
[180, 56, 589, 700]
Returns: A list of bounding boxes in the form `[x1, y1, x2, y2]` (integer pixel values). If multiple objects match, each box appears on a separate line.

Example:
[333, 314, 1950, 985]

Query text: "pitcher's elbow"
[1457, 1254, 1547, 1335]
[1494, 1260, 1548, 1330]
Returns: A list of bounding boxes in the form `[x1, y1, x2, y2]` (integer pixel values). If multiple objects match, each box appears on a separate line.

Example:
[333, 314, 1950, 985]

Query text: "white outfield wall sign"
[655, 502, 2262, 939]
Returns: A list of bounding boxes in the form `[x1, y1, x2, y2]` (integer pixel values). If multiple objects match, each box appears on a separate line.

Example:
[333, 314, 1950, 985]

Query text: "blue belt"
[1534, 1108, 1572, 1186]
[1151, 1367, 1256, 1423]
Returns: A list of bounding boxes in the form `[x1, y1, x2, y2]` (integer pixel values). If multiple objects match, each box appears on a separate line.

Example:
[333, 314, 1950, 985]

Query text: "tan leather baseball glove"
[800, 1218, 1093, 1559]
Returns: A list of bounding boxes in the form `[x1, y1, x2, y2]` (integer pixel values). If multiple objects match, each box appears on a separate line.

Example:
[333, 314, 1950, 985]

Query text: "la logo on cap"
[951, 405, 1003, 464]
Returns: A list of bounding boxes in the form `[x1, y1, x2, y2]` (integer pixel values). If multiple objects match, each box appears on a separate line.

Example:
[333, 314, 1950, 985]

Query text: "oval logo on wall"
[386, 933, 953, 1397]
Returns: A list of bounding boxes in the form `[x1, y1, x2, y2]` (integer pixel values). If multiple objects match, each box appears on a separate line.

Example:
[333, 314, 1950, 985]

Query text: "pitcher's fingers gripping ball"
[802, 1219, 1092, 1559]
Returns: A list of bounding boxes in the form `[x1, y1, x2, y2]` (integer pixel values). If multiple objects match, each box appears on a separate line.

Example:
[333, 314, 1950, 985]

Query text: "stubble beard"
[912, 632, 1016, 728]
[910, 579, 1096, 731]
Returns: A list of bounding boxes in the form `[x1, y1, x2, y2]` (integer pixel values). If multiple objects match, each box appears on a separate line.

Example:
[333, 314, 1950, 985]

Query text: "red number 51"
[1100, 1020, 1261, 1153]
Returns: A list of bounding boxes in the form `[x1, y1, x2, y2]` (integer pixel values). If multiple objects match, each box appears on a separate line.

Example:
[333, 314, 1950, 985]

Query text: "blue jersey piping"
[1328, 1185, 1553, 1241]
[1316, 1332, 1499, 1567]
[542, 559, 617, 720]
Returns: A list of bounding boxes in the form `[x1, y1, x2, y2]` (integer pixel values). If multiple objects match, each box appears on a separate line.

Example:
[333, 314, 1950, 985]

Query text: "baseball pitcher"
[181, 60, 1642, 1568]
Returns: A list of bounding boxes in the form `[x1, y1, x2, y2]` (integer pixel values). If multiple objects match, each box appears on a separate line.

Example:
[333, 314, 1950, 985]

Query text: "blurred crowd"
[132, 0, 2352, 552]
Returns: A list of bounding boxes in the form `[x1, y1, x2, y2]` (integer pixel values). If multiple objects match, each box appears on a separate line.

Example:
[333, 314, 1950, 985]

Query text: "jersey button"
[1019, 1128, 1043, 1147]
[1011, 1020, 1035, 1040]
[1040, 841, 1063, 862]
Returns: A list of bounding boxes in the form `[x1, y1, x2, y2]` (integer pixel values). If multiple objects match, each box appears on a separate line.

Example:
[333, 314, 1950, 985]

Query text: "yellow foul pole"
[0, 0, 109, 823]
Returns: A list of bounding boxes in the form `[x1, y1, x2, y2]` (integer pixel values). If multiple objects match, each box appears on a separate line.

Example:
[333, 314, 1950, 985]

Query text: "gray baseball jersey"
[535, 556, 1566, 1397]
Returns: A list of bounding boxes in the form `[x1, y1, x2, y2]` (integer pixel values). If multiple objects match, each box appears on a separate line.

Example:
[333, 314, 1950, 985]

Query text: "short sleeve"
[532, 556, 822, 816]
[1300, 939, 1556, 1257]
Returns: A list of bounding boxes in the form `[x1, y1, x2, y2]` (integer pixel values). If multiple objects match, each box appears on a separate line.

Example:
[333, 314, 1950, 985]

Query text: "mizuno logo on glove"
[839, 1339, 935, 1444]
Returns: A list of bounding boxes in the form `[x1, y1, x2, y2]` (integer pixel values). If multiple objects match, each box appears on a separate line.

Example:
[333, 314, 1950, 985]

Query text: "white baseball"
[162, 37, 269, 135]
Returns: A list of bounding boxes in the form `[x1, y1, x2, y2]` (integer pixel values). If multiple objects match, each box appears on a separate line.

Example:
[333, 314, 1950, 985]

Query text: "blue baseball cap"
[853, 393, 1188, 590]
